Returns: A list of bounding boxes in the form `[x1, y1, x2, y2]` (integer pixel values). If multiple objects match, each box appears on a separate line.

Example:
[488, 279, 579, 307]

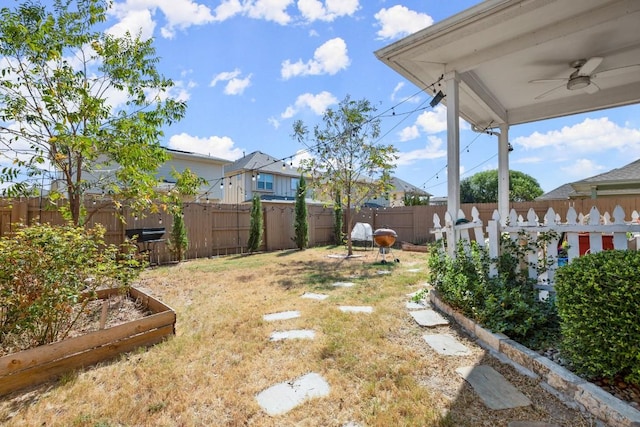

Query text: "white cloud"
[212, 0, 244, 21]
[297, 0, 360, 22]
[109, 0, 215, 39]
[390, 82, 404, 102]
[281, 91, 338, 118]
[212, 0, 293, 24]
[106, 8, 156, 39]
[210, 69, 252, 95]
[246, 0, 293, 25]
[397, 105, 448, 141]
[167, 133, 244, 160]
[396, 136, 446, 166]
[374, 5, 433, 40]
[560, 158, 606, 179]
[281, 38, 349, 79]
[268, 116, 281, 129]
[415, 105, 448, 134]
[398, 125, 419, 142]
[513, 117, 640, 154]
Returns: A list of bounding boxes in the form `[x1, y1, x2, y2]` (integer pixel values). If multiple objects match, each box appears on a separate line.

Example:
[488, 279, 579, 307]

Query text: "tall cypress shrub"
[247, 194, 263, 253]
[294, 175, 309, 249]
[333, 190, 343, 245]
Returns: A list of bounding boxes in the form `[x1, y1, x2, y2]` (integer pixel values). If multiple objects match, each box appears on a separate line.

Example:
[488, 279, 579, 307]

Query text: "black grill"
[125, 228, 166, 242]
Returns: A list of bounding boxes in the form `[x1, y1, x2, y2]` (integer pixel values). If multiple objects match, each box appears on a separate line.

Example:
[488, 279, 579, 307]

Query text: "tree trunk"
[346, 192, 353, 256]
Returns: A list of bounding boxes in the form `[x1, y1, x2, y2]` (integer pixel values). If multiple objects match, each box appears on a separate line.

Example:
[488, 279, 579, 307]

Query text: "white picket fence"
[433, 205, 640, 291]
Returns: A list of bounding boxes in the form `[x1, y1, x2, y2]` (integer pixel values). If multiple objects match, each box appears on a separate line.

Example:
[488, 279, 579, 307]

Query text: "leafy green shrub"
[428, 239, 558, 348]
[247, 195, 263, 253]
[0, 223, 142, 349]
[555, 250, 640, 385]
[168, 211, 188, 262]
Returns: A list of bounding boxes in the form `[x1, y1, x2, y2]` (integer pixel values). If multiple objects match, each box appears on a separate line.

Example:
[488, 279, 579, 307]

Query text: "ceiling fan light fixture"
[567, 75, 590, 90]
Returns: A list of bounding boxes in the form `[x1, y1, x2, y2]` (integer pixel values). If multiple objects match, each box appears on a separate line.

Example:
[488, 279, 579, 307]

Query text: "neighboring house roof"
[536, 183, 575, 201]
[537, 158, 640, 200]
[164, 147, 230, 165]
[225, 151, 301, 177]
[571, 158, 640, 198]
[390, 177, 431, 197]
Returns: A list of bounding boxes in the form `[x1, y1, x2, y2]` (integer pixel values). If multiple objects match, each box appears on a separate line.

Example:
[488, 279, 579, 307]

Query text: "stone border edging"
[429, 290, 640, 427]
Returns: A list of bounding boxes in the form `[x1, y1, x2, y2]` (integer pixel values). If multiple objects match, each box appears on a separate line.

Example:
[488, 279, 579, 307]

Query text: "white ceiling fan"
[530, 56, 640, 100]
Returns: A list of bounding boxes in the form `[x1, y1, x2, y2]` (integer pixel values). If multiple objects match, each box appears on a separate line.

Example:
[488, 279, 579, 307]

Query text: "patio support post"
[445, 71, 461, 223]
[498, 123, 510, 225]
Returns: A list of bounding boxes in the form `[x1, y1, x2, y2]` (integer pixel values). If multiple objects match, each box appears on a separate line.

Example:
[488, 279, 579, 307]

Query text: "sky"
[6, 0, 640, 197]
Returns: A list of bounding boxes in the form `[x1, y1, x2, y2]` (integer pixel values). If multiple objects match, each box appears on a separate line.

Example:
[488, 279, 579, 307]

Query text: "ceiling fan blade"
[578, 57, 603, 75]
[593, 64, 640, 79]
[584, 82, 600, 94]
[535, 83, 566, 100]
[529, 78, 566, 84]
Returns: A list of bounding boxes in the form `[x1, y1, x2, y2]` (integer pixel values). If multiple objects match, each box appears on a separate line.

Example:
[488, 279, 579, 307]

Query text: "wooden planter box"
[0, 287, 176, 397]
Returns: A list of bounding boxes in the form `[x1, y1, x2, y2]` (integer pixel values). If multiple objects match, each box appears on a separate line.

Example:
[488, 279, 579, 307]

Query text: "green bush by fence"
[555, 250, 640, 385]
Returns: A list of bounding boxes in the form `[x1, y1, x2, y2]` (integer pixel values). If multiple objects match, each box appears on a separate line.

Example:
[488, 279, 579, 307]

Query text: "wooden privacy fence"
[3, 196, 640, 265]
[433, 205, 640, 291]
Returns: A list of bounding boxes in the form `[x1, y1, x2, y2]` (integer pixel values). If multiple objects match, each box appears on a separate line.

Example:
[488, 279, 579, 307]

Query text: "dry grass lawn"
[0, 246, 595, 426]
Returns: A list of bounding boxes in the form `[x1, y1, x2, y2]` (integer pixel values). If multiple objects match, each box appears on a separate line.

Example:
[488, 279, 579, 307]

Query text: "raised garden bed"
[0, 287, 175, 397]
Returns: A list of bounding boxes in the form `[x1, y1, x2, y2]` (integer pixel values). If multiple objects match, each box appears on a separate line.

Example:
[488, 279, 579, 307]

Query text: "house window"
[291, 178, 298, 191]
[257, 173, 273, 191]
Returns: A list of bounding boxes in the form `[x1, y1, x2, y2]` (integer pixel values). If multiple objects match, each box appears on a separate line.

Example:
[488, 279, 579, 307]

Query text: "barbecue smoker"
[125, 228, 166, 264]
[373, 228, 399, 263]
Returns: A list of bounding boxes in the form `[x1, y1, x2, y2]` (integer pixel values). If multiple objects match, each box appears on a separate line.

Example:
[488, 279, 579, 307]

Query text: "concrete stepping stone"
[407, 268, 422, 273]
[410, 309, 449, 327]
[269, 329, 316, 341]
[423, 334, 471, 356]
[376, 270, 391, 275]
[456, 365, 532, 410]
[333, 281, 355, 288]
[301, 292, 329, 300]
[263, 310, 301, 322]
[255, 372, 330, 416]
[339, 306, 373, 314]
[406, 301, 426, 310]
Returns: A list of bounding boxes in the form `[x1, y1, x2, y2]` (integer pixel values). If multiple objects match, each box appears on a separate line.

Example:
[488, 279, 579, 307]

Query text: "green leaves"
[0, 0, 186, 225]
[460, 169, 543, 203]
[0, 223, 142, 348]
[428, 240, 558, 348]
[556, 250, 640, 385]
[291, 95, 398, 255]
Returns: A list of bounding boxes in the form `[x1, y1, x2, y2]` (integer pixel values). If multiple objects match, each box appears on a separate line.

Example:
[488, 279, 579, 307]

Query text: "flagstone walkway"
[254, 273, 573, 426]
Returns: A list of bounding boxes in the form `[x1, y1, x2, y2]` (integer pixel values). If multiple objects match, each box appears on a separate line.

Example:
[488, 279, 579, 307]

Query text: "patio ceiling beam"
[458, 71, 507, 127]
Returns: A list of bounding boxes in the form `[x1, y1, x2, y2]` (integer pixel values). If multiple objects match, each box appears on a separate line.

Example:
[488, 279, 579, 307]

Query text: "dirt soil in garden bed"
[0, 292, 152, 358]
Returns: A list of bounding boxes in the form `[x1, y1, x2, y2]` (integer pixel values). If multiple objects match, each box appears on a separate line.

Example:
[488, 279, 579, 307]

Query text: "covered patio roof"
[375, 0, 640, 131]
[375, 0, 640, 231]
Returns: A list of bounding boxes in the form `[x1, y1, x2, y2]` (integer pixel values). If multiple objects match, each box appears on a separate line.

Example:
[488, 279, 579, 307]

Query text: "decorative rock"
[456, 365, 532, 410]
[423, 334, 471, 356]
[255, 372, 330, 416]
[410, 309, 449, 327]
[263, 311, 301, 322]
[269, 329, 316, 341]
[406, 301, 426, 310]
[301, 292, 329, 300]
[332, 282, 355, 287]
